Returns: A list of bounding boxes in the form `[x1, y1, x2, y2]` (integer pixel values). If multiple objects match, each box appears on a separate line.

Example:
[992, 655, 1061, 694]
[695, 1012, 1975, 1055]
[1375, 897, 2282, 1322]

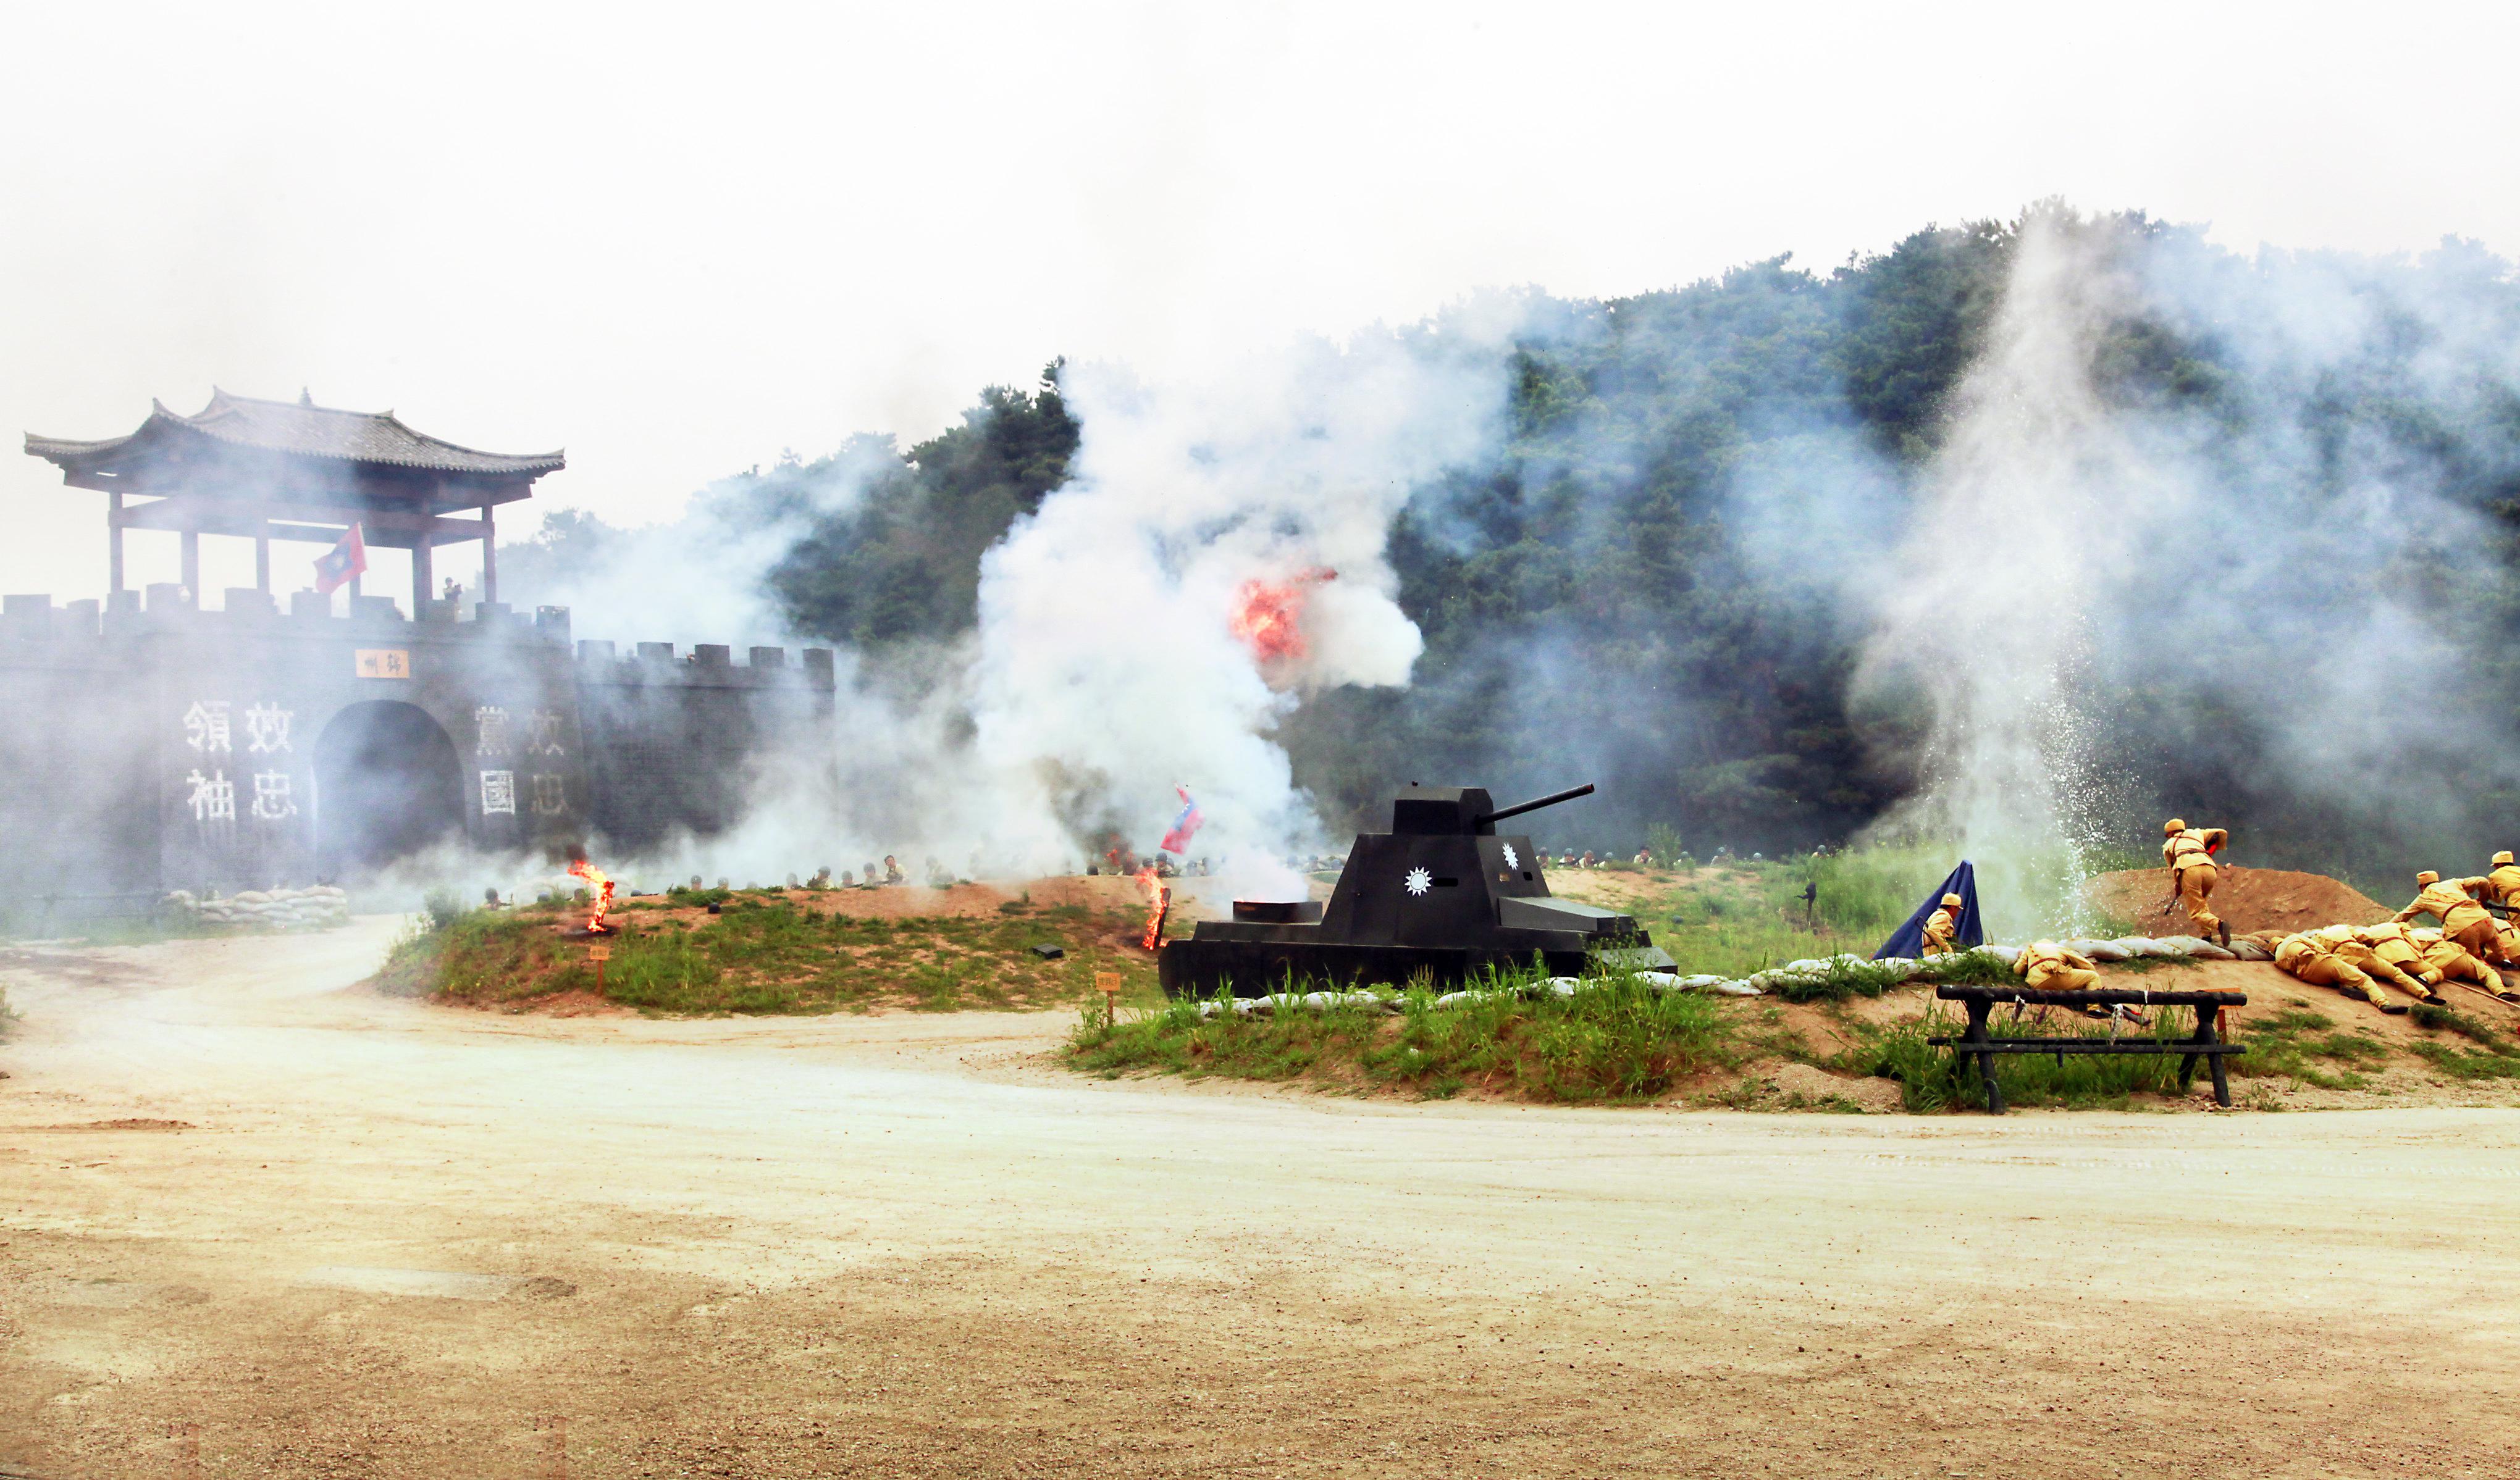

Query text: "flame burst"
[568, 858, 616, 934]
[1135, 866, 1170, 951]
[1228, 567, 1337, 665]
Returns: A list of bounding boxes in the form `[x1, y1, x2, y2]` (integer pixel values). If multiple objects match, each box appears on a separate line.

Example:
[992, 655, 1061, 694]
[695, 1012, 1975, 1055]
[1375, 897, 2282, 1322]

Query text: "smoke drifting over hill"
[505, 206, 2520, 909]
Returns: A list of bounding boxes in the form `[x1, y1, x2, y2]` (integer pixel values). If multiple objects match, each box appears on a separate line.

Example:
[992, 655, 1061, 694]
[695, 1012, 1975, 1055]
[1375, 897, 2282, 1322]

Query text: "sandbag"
[2067, 939, 2131, 963]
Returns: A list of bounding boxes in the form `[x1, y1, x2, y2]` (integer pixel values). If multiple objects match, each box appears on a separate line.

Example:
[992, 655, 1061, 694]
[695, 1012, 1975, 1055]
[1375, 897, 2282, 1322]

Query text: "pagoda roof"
[25, 389, 565, 479]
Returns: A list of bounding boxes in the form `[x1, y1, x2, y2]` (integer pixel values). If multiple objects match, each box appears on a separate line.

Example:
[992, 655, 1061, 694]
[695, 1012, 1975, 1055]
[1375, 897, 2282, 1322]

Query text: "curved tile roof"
[26, 389, 565, 477]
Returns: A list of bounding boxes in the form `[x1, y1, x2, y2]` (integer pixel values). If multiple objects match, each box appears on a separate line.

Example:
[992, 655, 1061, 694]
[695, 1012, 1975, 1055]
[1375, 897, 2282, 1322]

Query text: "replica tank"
[1158, 783, 1676, 997]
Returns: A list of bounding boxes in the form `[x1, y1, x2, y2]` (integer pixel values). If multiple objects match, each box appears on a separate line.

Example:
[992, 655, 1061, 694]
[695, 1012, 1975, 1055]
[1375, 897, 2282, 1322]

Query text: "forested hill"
[503, 212, 2520, 879]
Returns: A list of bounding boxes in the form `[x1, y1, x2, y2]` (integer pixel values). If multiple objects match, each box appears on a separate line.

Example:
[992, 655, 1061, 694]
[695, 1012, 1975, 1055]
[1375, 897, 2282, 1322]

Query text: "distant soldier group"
[1988, 817, 2520, 1019]
[2240, 830, 2520, 1015]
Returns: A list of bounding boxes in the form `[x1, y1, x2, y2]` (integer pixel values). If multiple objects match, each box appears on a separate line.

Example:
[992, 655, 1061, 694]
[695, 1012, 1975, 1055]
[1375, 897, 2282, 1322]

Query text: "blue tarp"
[1875, 861, 1983, 960]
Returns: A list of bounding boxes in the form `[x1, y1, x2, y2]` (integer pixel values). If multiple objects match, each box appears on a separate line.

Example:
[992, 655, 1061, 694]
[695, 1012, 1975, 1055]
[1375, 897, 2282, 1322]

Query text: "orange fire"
[1135, 866, 1170, 951]
[567, 858, 616, 934]
[1228, 567, 1337, 664]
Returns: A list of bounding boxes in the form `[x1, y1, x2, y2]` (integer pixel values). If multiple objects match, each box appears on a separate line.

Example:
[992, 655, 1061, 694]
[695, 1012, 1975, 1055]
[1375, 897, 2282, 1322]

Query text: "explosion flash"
[1228, 567, 1337, 665]
[1135, 866, 1170, 950]
[567, 858, 616, 934]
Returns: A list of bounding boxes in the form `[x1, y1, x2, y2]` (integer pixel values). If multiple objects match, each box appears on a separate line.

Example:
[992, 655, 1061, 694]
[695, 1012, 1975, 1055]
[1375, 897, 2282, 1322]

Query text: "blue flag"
[1875, 861, 1984, 960]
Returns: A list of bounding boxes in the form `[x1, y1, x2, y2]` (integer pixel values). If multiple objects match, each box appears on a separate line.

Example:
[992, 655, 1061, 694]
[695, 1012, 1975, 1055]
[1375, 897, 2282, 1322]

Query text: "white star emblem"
[1501, 843, 1519, 870]
[1403, 867, 1432, 897]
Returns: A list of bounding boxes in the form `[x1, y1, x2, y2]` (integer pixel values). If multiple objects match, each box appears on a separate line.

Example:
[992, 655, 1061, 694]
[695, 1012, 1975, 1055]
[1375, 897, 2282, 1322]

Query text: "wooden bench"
[1929, 985, 2248, 1114]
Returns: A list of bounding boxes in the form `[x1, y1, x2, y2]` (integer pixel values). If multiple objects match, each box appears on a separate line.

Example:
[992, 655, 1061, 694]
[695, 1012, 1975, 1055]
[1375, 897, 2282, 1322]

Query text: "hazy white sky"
[4, 1, 2514, 606]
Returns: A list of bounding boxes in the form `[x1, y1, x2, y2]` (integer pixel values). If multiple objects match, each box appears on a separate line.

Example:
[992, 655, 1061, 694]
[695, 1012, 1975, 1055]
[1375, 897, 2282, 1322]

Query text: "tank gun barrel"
[1475, 784, 1594, 828]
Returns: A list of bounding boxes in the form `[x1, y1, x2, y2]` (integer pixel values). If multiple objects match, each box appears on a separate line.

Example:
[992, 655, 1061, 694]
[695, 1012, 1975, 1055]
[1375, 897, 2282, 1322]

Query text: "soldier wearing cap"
[2161, 817, 2231, 948]
[1920, 893, 1964, 957]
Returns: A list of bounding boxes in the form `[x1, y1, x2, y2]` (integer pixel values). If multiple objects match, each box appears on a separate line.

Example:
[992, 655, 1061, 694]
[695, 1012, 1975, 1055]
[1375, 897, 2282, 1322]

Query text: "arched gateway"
[314, 701, 466, 876]
[6, 390, 836, 908]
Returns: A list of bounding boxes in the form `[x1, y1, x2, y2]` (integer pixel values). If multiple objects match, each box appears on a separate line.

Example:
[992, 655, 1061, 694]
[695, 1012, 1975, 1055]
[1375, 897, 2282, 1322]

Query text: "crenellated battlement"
[571, 638, 836, 689]
[0, 589, 834, 692]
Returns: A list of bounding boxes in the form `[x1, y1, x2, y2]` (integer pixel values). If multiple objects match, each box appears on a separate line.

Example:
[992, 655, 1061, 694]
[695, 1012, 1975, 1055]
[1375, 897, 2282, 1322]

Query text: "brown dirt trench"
[2, 922, 2516, 1479]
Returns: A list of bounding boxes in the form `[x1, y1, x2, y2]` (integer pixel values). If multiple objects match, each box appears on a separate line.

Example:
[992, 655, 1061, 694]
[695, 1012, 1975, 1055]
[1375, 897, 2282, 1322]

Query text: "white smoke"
[527, 309, 1521, 892]
[1858, 209, 2520, 926]
[960, 318, 1517, 895]
[1857, 210, 2191, 930]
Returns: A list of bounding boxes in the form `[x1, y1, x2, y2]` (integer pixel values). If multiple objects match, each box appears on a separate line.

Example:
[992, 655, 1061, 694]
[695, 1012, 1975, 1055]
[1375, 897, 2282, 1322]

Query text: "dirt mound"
[2084, 866, 2388, 935]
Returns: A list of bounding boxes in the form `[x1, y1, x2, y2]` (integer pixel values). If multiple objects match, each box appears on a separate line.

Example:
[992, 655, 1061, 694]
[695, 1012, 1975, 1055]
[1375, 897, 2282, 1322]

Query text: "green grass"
[2220, 1005, 2390, 1090]
[1068, 959, 1742, 1103]
[1627, 843, 2151, 984]
[1849, 1003, 2216, 1111]
[1847, 997, 2419, 1107]
[378, 893, 1161, 1014]
[2403, 1004, 2520, 1079]
[2407, 1040, 2520, 1080]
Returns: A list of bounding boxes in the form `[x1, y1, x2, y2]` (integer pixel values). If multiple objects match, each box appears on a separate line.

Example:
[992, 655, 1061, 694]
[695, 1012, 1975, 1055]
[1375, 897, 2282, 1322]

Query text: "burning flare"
[567, 858, 616, 934]
[1228, 567, 1337, 665]
[1135, 866, 1170, 951]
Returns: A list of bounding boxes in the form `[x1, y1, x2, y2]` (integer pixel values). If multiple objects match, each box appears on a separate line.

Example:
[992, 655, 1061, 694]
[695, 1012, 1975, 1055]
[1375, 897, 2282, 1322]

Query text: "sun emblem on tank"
[1501, 843, 1519, 871]
[1403, 866, 1432, 897]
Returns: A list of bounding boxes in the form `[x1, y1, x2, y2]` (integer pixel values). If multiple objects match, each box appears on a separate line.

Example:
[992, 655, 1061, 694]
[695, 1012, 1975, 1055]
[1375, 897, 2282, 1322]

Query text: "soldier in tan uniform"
[1919, 893, 1964, 957]
[2478, 851, 2520, 908]
[2394, 871, 2504, 964]
[2014, 940, 2101, 992]
[2350, 921, 2449, 1005]
[2406, 926, 2510, 1001]
[2161, 818, 2231, 948]
[2307, 924, 2435, 1005]
[2275, 930, 2397, 1013]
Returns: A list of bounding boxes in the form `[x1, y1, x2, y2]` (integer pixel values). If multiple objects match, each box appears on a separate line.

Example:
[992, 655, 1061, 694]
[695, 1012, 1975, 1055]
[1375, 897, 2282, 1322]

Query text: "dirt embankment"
[617, 874, 1235, 924]
[2084, 865, 2388, 934]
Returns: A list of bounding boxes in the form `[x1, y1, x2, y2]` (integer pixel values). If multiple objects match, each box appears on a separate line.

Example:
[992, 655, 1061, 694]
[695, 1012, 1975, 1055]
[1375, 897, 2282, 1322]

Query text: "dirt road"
[3, 925, 2518, 1478]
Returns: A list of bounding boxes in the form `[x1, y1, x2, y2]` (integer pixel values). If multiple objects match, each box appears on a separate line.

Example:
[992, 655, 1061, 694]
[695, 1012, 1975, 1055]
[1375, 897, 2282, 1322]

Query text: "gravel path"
[2, 922, 2515, 1478]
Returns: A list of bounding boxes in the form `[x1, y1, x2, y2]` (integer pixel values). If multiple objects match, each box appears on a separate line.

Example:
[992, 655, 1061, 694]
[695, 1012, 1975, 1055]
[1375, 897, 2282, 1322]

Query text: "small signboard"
[587, 943, 612, 962]
[355, 648, 411, 679]
[1094, 970, 1120, 996]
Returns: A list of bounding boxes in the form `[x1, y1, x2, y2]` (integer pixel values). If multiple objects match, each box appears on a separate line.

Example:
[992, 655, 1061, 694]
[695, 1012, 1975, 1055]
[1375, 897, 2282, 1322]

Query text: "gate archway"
[313, 701, 466, 875]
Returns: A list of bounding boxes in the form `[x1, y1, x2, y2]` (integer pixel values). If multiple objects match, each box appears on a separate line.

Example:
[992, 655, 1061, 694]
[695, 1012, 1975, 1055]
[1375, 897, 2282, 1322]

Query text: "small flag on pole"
[1159, 784, 1204, 855]
[313, 522, 368, 595]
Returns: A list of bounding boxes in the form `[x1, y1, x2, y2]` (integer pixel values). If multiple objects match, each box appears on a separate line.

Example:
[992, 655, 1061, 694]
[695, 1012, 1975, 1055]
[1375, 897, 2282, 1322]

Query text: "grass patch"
[1630, 846, 2153, 982]
[1067, 960, 1741, 1103]
[1849, 1003, 2206, 1111]
[2407, 1041, 2520, 1080]
[1849, 997, 2408, 1107]
[2403, 1000, 2520, 1081]
[378, 892, 1160, 1014]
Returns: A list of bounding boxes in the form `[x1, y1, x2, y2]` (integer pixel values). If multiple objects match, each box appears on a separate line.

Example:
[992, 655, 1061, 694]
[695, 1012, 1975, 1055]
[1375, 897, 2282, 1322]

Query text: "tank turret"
[1157, 783, 1675, 997]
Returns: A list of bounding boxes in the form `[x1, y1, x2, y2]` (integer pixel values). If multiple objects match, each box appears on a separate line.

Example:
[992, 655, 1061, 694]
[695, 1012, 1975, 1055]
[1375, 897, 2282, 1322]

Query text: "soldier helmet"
[2164, 818, 2186, 835]
[2497, 851, 2515, 867]
[1941, 893, 1964, 908]
[2417, 870, 2441, 885]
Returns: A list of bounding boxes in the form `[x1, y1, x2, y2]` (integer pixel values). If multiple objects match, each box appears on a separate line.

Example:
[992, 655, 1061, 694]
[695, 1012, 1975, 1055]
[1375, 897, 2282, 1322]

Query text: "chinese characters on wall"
[182, 699, 295, 829]
[476, 705, 569, 819]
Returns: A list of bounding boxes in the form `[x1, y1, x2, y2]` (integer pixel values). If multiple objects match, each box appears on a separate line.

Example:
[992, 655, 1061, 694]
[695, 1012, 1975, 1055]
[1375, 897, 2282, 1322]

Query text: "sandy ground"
[4, 925, 2520, 1478]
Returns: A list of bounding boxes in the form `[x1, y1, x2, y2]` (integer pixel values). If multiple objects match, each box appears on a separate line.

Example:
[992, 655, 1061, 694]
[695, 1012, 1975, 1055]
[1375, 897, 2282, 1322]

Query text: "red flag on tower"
[313, 522, 368, 595]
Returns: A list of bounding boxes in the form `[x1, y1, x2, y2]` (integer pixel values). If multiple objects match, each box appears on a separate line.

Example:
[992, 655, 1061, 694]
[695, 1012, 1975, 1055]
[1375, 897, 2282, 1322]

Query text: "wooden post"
[254, 519, 272, 594]
[108, 491, 124, 593]
[1962, 997, 2006, 1114]
[480, 503, 498, 605]
[180, 528, 200, 601]
[413, 535, 434, 616]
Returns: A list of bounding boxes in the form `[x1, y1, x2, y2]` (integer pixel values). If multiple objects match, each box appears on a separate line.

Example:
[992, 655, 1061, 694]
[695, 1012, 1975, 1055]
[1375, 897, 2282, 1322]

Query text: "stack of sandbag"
[164, 885, 351, 930]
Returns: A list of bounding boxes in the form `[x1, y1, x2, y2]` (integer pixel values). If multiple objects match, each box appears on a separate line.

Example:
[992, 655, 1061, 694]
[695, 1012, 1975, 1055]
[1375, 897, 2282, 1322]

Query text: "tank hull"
[1156, 785, 1673, 998]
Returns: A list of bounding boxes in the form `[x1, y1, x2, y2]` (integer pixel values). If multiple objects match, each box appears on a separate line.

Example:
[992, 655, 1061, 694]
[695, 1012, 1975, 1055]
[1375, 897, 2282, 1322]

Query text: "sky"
[4, 1, 2515, 619]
